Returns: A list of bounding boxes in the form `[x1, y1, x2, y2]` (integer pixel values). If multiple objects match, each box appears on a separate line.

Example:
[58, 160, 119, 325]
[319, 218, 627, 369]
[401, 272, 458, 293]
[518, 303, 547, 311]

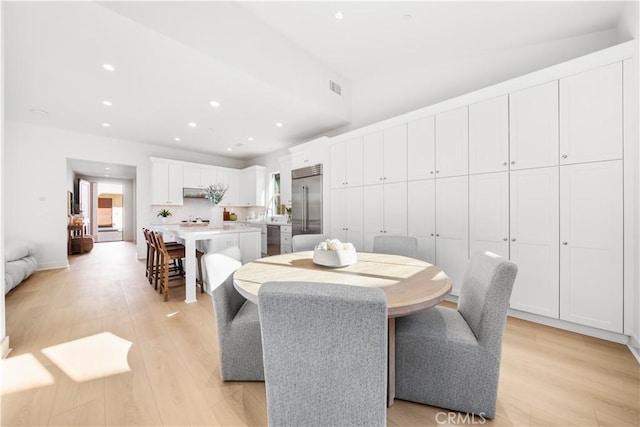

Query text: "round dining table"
[233, 250, 452, 406]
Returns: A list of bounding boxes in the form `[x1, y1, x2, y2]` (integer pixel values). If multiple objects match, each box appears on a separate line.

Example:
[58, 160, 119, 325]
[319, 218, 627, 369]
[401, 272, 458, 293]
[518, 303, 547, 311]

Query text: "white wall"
[328, 28, 624, 135]
[4, 121, 245, 268]
[0, 0, 7, 357]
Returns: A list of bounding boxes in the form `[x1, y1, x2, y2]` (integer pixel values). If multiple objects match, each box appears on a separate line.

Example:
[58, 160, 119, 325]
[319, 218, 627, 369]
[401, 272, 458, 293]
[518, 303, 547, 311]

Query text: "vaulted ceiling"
[4, 1, 634, 164]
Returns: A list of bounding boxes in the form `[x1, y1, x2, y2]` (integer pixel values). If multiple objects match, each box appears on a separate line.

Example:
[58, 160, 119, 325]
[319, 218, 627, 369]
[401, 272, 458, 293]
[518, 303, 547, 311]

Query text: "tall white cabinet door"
[469, 172, 509, 259]
[383, 182, 408, 236]
[331, 188, 348, 243]
[330, 142, 347, 189]
[200, 167, 217, 188]
[151, 161, 170, 205]
[560, 160, 623, 333]
[383, 124, 408, 183]
[408, 180, 436, 263]
[345, 187, 364, 251]
[435, 176, 469, 295]
[363, 185, 384, 252]
[435, 106, 469, 178]
[407, 116, 435, 181]
[345, 138, 364, 187]
[559, 62, 623, 165]
[510, 167, 560, 318]
[510, 81, 559, 170]
[167, 162, 184, 205]
[363, 132, 384, 185]
[469, 96, 509, 174]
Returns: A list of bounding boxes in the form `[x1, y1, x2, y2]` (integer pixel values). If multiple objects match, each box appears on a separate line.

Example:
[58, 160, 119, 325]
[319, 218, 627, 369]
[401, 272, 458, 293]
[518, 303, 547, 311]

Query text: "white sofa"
[5, 242, 37, 295]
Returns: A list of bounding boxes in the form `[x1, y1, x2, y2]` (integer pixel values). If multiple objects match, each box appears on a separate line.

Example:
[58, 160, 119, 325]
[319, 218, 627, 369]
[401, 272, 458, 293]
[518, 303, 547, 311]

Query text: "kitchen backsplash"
[149, 198, 262, 224]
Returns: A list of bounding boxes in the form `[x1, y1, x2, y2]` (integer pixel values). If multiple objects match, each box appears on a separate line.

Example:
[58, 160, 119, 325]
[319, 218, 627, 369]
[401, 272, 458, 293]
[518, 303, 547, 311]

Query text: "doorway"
[96, 182, 124, 242]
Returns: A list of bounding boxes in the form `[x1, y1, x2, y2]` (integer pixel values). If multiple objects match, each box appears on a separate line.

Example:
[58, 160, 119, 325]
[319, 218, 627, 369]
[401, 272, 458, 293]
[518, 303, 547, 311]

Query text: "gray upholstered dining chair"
[204, 246, 264, 381]
[291, 233, 328, 252]
[258, 281, 388, 427]
[394, 251, 517, 419]
[373, 235, 418, 258]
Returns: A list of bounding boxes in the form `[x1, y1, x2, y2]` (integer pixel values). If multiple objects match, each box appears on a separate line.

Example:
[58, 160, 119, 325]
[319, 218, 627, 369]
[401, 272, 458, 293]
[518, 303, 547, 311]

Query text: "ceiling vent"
[329, 80, 342, 96]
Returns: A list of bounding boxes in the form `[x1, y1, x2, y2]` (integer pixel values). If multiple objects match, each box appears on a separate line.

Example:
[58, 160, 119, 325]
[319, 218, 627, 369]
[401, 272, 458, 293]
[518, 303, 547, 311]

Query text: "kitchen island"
[154, 223, 262, 303]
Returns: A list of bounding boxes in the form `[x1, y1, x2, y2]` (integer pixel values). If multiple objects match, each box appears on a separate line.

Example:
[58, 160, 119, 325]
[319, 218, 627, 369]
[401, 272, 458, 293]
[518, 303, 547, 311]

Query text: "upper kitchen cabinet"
[183, 165, 217, 189]
[239, 165, 266, 206]
[362, 124, 407, 185]
[290, 136, 330, 170]
[559, 62, 623, 165]
[435, 107, 468, 178]
[330, 137, 363, 189]
[216, 167, 239, 207]
[407, 116, 435, 181]
[469, 95, 509, 174]
[509, 81, 559, 170]
[150, 158, 183, 205]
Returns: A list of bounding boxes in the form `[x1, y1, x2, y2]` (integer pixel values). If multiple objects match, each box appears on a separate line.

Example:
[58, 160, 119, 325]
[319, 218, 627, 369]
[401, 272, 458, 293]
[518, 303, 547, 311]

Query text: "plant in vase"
[157, 208, 172, 223]
[204, 183, 228, 228]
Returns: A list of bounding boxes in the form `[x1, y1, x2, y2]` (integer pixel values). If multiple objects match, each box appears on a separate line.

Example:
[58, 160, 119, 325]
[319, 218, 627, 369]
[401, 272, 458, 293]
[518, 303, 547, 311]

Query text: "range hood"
[183, 188, 206, 198]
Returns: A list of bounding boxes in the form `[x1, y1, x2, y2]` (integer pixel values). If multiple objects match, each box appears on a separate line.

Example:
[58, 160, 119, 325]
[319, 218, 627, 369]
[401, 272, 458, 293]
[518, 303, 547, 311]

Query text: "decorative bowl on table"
[312, 239, 357, 267]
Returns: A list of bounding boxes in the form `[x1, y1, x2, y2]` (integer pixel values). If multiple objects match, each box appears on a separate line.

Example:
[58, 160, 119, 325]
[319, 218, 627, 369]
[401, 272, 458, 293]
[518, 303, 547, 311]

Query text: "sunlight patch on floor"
[1, 353, 55, 395]
[41, 332, 132, 382]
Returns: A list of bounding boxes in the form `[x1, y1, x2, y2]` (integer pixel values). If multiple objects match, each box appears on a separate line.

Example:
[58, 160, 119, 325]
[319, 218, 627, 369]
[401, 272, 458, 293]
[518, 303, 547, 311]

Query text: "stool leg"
[163, 257, 170, 302]
[196, 253, 204, 293]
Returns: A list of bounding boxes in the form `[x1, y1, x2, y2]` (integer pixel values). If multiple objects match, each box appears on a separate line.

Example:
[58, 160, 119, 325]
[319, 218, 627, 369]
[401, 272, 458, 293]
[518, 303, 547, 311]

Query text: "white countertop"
[155, 223, 262, 238]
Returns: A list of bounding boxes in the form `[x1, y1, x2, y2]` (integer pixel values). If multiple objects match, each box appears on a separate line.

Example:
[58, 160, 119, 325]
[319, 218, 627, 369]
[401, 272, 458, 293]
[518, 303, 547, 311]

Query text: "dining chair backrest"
[258, 281, 388, 427]
[373, 235, 418, 258]
[205, 246, 264, 381]
[203, 246, 242, 292]
[291, 233, 328, 252]
[458, 251, 518, 353]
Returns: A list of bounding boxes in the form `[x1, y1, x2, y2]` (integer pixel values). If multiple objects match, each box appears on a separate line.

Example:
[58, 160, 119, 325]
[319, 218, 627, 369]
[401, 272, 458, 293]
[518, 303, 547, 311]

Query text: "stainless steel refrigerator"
[291, 164, 323, 236]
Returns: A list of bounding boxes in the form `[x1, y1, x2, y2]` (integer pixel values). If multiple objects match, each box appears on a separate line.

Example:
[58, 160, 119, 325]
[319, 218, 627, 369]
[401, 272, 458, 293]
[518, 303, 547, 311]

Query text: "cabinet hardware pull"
[430, 233, 434, 236]
[562, 154, 568, 159]
[435, 170, 440, 174]
[511, 238, 516, 242]
[562, 241, 568, 245]
[430, 171, 434, 174]
[511, 161, 515, 165]
[503, 162, 507, 166]
[503, 238, 508, 241]
[436, 234, 440, 237]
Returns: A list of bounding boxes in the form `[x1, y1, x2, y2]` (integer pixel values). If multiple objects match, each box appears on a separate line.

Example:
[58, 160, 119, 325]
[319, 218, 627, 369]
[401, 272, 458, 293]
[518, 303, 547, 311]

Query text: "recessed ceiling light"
[275, 122, 283, 127]
[174, 137, 181, 142]
[188, 122, 197, 127]
[335, 11, 344, 20]
[105, 167, 111, 171]
[104, 174, 110, 177]
[226, 148, 232, 152]
[102, 63, 115, 72]
[29, 108, 48, 115]
[209, 100, 220, 108]
[102, 123, 110, 128]
[248, 137, 254, 141]
[102, 100, 112, 107]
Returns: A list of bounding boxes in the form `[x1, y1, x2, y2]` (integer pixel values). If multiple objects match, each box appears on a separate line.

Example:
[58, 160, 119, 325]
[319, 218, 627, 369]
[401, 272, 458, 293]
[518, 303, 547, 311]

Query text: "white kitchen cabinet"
[407, 116, 436, 181]
[469, 95, 509, 174]
[435, 106, 469, 178]
[330, 137, 363, 189]
[239, 165, 266, 206]
[509, 167, 559, 318]
[363, 125, 407, 185]
[239, 232, 261, 263]
[331, 187, 364, 251]
[151, 159, 183, 206]
[559, 62, 623, 165]
[290, 137, 328, 169]
[559, 160, 623, 333]
[435, 176, 468, 295]
[280, 225, 292, 254]
[407, 179, 435, 263]
[183, 166, 202, 188]
[216, 168, 239, 207]
[469, 172, 509, 259]
[204, 233, 239, 254]
[363, 182, 407, 252]
[510, 81, 559, 170]
[200, 167, 218, 188]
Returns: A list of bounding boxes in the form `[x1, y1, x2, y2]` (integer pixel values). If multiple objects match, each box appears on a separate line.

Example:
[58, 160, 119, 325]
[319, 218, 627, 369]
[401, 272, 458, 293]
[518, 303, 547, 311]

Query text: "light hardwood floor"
[2, 241, 638, 426]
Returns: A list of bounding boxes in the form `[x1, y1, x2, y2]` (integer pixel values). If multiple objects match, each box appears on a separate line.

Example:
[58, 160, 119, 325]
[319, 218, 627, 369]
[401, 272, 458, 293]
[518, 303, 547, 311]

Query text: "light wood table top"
[233, 251, 452, 318]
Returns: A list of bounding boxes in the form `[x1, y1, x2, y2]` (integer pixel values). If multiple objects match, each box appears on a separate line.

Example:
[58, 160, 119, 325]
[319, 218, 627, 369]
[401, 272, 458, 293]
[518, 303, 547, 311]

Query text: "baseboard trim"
[628, 336, 640, 363]
[1, 335, 11, 359]
[36, 261, 69, 271]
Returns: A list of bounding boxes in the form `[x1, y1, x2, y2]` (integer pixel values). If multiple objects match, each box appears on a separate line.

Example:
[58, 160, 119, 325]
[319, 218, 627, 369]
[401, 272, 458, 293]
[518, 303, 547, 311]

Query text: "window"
[270, 172, 282, 214]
